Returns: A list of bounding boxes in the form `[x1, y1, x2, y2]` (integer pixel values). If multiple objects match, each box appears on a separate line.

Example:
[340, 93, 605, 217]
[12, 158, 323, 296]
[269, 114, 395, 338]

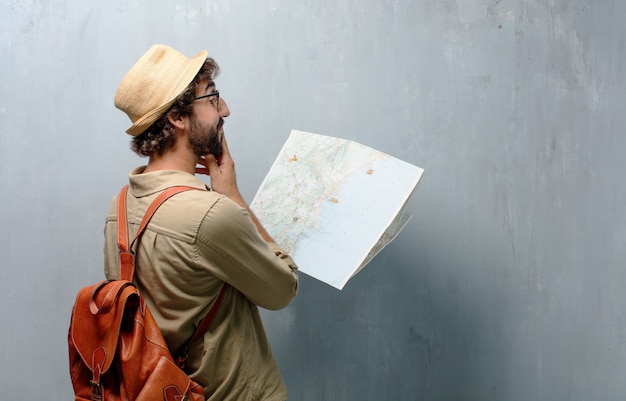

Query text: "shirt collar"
[128, 167, 209, 198]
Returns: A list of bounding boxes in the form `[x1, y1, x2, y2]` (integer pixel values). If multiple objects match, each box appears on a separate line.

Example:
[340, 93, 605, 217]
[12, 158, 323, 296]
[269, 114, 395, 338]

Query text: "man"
[104, 44, 299, 401]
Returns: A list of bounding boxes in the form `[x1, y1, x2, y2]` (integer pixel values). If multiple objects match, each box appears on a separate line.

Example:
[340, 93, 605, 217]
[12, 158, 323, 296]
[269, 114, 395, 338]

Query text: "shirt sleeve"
[103, 195, 120, 280]
[195, 196, 299, 310]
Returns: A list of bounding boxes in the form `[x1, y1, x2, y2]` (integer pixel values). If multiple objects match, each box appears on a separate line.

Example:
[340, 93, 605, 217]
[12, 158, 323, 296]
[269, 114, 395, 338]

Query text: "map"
[250, 130, 424, 290]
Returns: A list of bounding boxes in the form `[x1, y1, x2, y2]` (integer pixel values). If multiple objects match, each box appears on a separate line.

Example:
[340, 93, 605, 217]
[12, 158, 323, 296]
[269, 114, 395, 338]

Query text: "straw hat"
[114, 44, 208, 136]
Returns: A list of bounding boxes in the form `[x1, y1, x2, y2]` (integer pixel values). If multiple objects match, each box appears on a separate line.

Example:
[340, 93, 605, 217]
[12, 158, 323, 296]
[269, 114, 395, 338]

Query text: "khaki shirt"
[104, 168, 298, 401]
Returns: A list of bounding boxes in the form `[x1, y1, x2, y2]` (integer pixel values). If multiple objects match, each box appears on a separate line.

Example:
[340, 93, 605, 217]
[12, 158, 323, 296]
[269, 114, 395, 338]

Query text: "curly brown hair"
[131, 58, 220, 157]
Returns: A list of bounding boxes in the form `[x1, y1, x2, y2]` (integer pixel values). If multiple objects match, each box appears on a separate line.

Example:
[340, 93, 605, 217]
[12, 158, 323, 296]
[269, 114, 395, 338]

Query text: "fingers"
[219, 134, 233, 161]
[195, 154, 218, 175]
[205, 154, 219, 175]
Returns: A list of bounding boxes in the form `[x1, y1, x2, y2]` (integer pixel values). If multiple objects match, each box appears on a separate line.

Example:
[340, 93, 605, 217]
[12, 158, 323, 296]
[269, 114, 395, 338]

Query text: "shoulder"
[195, 195, 261, 245]
[200, 195, 255, 231]
[151, 189, 229, 236]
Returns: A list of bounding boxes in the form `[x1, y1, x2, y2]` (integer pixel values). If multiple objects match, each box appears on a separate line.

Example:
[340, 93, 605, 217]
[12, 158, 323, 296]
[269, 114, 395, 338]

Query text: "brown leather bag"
[68, 185, 228, 401]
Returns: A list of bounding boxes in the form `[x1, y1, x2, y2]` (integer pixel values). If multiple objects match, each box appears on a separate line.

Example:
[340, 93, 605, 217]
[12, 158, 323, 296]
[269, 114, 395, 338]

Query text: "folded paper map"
[250, 130, 424, 290]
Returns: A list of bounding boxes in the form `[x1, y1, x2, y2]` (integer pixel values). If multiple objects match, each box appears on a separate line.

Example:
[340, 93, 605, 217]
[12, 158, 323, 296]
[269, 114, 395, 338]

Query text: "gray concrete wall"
[2, 1, 625, 400]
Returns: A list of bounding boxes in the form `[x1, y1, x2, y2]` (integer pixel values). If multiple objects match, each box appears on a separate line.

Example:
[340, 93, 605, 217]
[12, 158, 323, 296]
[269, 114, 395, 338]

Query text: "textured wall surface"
[2, 1, 625, 400]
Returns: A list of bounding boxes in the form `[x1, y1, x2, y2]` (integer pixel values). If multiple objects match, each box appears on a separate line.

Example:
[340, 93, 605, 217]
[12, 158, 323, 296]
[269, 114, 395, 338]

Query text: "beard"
[188, 115, 223, 159]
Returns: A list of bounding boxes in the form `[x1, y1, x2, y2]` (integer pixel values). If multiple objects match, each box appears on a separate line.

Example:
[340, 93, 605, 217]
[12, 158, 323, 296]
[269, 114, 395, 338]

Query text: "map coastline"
[250, 129, 424, 289]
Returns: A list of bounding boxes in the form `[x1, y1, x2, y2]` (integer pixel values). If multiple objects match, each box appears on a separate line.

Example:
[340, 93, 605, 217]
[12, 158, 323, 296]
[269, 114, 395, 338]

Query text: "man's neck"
[144, 147, 198, 175]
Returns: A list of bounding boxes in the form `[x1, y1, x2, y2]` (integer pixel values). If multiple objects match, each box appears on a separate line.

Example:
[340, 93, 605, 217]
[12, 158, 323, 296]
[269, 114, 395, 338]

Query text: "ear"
[167, 111, 187, 131]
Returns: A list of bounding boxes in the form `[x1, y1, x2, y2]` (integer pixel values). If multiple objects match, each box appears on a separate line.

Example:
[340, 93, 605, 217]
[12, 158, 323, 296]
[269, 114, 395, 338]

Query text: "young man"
[105, 44, 299, 401]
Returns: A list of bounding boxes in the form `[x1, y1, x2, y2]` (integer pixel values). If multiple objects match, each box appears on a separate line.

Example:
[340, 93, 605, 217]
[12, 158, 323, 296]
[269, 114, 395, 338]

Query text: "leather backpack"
[68, 185, 228, 401]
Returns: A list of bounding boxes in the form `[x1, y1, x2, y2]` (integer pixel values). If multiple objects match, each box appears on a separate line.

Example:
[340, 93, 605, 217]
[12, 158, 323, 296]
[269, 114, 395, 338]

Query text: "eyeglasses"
[194, 90, 220, 109]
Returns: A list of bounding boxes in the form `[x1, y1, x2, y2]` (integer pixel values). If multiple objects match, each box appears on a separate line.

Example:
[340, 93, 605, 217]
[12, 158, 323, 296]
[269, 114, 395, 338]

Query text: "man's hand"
[196, 135, 245, 205]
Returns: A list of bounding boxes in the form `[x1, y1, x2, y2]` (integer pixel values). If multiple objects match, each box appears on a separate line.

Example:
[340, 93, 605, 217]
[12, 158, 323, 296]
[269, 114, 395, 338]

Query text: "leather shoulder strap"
[175, 283, 230, 368]
[116, 184, 230, 364]
[189, 283, 229, 345]
[116, 185, 198, 281]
